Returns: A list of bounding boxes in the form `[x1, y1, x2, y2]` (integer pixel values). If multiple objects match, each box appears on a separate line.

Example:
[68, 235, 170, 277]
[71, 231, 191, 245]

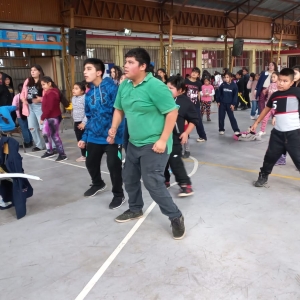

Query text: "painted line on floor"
[74, 155, 199, 300]
[24, 153, 110, 175]
[183, 159, 300, 181]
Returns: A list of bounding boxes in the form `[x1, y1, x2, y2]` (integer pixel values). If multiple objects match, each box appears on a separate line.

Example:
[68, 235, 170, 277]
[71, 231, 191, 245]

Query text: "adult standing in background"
[255, 62, 278, 114]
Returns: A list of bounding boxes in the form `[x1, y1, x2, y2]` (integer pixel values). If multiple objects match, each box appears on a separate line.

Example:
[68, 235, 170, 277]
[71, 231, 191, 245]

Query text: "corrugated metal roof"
[159, 0, 300, 21]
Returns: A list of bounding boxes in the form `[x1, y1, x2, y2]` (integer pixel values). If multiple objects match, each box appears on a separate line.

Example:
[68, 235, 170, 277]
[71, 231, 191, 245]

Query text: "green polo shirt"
[114, 72, 177, 154]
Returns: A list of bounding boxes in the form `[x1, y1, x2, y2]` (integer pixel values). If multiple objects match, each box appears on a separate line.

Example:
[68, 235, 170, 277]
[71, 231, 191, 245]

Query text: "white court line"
[75, 156, 199, 300]
[24, 153, 110, 175]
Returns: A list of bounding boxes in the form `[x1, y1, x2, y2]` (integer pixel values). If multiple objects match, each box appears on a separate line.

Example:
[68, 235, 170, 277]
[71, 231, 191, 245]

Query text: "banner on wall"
[0, 30, 63, 50]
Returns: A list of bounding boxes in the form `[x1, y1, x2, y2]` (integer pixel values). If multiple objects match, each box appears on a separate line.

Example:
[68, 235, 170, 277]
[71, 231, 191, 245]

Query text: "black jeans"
[261, 128, 300, 175]
[195, 106, 207, 140]
[86, 142, 124, 197]
[164, 144, 191, 185]
[218, 102, 240, 132]
[244, 89, 251, 108]
[123, 142, 182, 219]
[74, 121, 86, 157]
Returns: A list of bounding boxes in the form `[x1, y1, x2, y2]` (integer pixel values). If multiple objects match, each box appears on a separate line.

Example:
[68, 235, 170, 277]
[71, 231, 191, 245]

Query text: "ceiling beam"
[273, 4, 300, 21]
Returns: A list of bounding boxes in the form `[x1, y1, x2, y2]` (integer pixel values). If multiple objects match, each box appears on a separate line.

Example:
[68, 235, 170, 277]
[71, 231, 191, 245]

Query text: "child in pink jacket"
[258, 72, 279, 135]
[200, 77, 215, 121]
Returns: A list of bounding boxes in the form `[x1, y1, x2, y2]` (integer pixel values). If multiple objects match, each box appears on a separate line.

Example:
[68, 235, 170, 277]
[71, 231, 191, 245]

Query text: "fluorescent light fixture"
[124, 28, 132, 36]
[220, 34, 226, 40]
[271, 37, 276, 42]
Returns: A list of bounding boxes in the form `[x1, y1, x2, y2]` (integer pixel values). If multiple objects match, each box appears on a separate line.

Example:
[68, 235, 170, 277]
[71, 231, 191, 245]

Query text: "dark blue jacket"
[0, 137, 33, 219]
[218, 82, 238, 105]
[82, 77, 124, 145]
[255, 71, 271, 100]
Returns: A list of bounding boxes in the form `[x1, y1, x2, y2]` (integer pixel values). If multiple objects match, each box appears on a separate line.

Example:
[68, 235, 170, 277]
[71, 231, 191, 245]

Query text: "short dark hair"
[224, 72, 233, 77]
[74, 81, 86, 92]
[167, 75, 186, 92]
[125, 48, 150, 71]
[279, 68, 294, 81]
[83, 58, 105, 77]
[242, 67, 248, 72]
[236, 70, 243, 76]
[191, 67, 201, 74]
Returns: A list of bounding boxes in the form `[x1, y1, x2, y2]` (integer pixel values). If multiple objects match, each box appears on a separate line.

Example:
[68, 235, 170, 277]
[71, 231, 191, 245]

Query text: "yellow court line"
[183, 159, 300, 181]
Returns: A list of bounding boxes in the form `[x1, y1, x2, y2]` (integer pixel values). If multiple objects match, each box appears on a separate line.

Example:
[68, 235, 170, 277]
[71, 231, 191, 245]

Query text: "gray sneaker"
[115, 209, 143, 223]
[171, 215, 185, 240]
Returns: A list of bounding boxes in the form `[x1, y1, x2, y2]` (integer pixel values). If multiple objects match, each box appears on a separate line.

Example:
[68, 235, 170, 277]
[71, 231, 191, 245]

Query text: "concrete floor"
[1, 103, 300, 300]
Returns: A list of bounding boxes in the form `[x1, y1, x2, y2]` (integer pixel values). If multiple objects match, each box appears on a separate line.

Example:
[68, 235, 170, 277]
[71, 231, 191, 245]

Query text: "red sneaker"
[178, 185, 194, 197]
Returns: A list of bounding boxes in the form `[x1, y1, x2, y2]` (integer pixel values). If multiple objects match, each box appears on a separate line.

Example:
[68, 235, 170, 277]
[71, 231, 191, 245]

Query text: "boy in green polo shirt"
[107, 48, 185, 240]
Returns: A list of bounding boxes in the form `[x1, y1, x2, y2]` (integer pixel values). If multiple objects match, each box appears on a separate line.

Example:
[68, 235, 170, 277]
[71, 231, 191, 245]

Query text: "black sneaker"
[41, 151, 55, 159]
[84, 183, 107, 197]
[165, 182, 170, 189]
[24, 142, 33, 148]
[55, 155, 68, 162]
[254, 172, 268, 187]
[178, 185, 194, 197]
[115, 209, 143, 223]
[171, 215, 185, 240]
[32, 147, 42, 152]
[182, 151, 190, 158]
[109, 196, 126, 209]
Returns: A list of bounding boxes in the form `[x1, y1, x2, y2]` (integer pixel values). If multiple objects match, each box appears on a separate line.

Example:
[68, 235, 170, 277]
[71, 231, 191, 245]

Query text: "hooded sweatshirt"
[218, 81, 238, 105]
[82, 77, 124, 145]
[41, 88, 61, 120]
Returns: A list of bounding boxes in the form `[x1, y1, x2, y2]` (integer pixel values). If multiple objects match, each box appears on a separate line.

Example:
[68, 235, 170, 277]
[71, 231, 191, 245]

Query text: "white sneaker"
[234, 131, 240, 135]
[219, 131, 225, 135]
[258, 131, 266, 136]
[122, 158, 126, 163]
[250, 116, 256, 120]
[76, 156, 86, 162]
[197, 138, 206, 142]
[0, 198, 12, 208]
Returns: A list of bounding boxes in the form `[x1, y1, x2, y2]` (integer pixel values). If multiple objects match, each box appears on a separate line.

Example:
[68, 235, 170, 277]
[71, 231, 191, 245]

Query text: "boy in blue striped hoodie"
[78, 58, 125, 209]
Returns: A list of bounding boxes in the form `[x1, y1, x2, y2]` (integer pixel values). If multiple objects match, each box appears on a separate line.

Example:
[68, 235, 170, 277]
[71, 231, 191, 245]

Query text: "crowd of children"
[3, 47, 300, 240]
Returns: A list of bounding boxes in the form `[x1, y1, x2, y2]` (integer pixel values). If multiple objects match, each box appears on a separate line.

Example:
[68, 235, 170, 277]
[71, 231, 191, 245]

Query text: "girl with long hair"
[20, 65, 46, 151]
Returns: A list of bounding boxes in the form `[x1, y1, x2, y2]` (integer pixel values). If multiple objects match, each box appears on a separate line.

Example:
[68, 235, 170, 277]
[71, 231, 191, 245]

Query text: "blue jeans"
[28, 104, 45, 149]
[17, 118, 32, 144]
[250, 101, 258, 117]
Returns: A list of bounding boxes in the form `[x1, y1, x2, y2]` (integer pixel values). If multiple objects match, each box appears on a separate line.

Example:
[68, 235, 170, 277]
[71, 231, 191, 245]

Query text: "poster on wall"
[0, 30, 63, 50]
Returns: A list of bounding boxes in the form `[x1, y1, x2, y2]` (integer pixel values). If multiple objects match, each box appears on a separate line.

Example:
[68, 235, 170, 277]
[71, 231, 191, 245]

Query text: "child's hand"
[250, 122, 258, 132]
[272, 117, 276, 126]
[230, 105, 235, 111]
[78, 141, 86, 149]
[179, 132, 189, 145]
[40, 120, 44, 125]
[77, 123, 85, 130]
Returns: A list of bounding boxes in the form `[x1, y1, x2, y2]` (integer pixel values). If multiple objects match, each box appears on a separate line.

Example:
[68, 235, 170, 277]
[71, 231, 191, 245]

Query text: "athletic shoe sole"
[85, 184, 107, 197]
[110, 198, 126, 210]
[56, 157, 68, 162]
[253, 181, 268, 187]
[41, 154, 56, 159]
[173, 230, 186, 240]
[178, 192, 194, 197]
[115, 214, 143, 223]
